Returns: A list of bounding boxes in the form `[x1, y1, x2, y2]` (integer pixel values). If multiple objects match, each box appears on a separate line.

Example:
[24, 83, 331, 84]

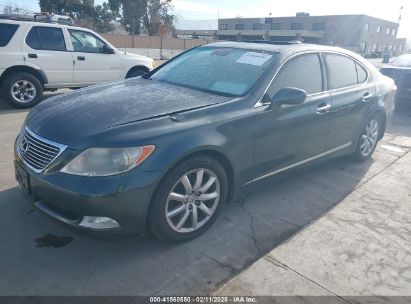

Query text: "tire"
[126, 68, 147, 78]
[1, 72, 43, 109]
[150, 155, 228, 242]
[352, 115, 381, 162]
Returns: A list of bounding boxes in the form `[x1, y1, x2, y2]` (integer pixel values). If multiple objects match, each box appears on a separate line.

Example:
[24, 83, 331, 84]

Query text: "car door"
[323, 53, 377, 150]
[251, 52, 332, 181]
[68, 29, 121, 85]
[22, 25, 74, 86]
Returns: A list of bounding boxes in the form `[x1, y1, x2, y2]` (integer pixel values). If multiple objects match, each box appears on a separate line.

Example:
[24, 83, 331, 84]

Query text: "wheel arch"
[375, 109, 387, 140]
[125, 65, 150, 78]
[145, 148, 236, 228]
[0, 65, 47, 85]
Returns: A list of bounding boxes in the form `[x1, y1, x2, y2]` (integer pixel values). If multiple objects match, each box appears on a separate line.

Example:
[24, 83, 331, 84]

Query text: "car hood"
[120, 52, 153, 66]
[26, 78, 230, 145]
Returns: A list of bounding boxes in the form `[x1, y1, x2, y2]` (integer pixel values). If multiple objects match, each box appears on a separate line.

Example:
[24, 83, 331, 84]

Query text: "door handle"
[362, 92, 373, 102]
[77, 56, 85, 61]
[316, 103, 332, 114]
[28, 53, 38, 58]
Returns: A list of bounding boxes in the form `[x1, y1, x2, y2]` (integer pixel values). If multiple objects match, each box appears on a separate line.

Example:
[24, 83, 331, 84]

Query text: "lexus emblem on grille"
[20, 138, 29, 153]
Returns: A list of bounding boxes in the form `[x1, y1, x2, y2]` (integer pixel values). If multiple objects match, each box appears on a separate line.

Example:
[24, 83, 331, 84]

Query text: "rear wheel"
[150, 156, 228, 241]
[352, 116, 380, 161]
[2, 72, 43, 109]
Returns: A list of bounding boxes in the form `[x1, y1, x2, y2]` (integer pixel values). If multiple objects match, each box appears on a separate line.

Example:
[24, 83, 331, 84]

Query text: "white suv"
[0, 19, 155, 108]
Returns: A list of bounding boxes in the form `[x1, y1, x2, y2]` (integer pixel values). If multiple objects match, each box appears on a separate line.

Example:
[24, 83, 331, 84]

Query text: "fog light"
[79, 216, 120, 229]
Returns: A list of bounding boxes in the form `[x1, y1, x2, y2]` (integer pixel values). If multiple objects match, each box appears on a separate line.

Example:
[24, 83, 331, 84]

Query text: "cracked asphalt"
[1, 94, 411, 296]
[216, 113, 411, 298]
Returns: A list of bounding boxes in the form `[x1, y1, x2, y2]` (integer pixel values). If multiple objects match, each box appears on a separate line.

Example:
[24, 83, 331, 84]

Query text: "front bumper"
[14, 155, 162, 236]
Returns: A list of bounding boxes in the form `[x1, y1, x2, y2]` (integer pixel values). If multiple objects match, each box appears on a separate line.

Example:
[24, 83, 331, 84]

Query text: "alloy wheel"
[360, 118, 379, 157]
[11, 80, 37, 103]
[165, 168, 220, 233]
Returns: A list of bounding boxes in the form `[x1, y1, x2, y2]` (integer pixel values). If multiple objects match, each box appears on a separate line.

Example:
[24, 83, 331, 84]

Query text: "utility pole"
[132, 18, 135, 48]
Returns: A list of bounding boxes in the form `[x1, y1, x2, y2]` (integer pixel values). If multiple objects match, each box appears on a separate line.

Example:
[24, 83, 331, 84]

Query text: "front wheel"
[352, 116, 381, 161]
[2, 72, 43, 109]
[150, 156, 228, 242]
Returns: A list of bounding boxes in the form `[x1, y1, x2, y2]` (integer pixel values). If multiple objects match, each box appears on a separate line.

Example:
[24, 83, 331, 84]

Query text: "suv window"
[69, 30, 106, 53]
[0, 23, 19, 47]
[26, 26, 66, 51]
[268, 53, 323, 98]
[325, 54, 358, 89]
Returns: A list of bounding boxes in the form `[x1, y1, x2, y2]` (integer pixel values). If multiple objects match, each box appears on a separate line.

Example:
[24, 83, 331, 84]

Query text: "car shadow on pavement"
[0, 154, 380, 296]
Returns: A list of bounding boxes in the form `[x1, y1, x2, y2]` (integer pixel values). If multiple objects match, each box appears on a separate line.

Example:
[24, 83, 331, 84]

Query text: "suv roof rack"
[245, 40, 302, 45]
[0, 13, 74, 25]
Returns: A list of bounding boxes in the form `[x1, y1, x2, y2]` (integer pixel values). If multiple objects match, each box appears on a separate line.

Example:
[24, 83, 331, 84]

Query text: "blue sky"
[1, 0, 410, 38]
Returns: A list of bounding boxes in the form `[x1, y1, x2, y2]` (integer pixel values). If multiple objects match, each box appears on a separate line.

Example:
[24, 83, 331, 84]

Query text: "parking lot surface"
[1, 93, 411, 296]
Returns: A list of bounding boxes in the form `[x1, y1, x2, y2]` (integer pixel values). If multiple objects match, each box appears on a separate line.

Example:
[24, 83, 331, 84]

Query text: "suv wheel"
[2, 72, 43, 109]
[352, 115, 380, 161]
[150, 156, 228, 241]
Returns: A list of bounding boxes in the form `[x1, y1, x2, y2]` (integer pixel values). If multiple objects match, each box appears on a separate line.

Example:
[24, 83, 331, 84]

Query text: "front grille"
[17, 127, 67, 173]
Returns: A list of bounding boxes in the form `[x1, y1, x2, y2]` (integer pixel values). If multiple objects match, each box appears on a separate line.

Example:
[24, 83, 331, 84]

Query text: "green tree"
[107, 0, 175, 36]
[144, 0, 175, 36]
[38, 0, 94, 19]
[37, 0, 175, 35]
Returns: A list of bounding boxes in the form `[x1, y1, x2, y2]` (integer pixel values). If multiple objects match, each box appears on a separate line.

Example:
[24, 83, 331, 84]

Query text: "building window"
[391, 29, 396, 36]
[312, 22, 325, 31]
[291, 23, 302, 30]
[271, 23, 281, 30]
[220, 24, 227, 30]
[364, 23, 369, 31]
[235, 24, 244, 30]
[253, 23, 263, 30]
[376, 25, 381, 33]
[265, 18, 272, 24]
[386, 28, 390, 35]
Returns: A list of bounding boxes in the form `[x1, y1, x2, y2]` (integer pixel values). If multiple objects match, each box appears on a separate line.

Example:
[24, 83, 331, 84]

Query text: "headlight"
[61, 146, 155, 176]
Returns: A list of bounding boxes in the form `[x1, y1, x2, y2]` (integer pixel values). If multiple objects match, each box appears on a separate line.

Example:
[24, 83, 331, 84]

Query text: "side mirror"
[271, 87, 307, 106]
[102, 45, 115, 54]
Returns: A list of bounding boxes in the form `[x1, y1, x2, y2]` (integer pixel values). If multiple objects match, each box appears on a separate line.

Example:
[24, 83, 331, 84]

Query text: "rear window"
[0, 23, 19, 47]
[325, 54, 358, 89]
[25, 26, 66, 51]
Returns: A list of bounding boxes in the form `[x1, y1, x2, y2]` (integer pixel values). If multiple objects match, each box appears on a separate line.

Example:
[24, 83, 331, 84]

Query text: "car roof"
[205, 41, 355, 56]
[0, 18, 91, 32]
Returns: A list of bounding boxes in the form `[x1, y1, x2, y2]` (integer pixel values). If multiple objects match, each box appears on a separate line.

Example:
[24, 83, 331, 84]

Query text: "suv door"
[252, 53, 332, 181]
[323, 53, 376, 150]
[22, 26, 74, 86]
[68, 29, 121, 85]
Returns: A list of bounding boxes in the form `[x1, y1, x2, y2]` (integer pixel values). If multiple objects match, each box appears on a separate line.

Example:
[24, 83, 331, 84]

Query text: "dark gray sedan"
[14, 42, 396, 241]
[380, 54, 411, 110]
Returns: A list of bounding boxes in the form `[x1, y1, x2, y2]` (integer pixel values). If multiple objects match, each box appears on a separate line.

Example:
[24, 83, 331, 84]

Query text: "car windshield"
[149, 47, 279, 96]
[391, 54, 411, 67]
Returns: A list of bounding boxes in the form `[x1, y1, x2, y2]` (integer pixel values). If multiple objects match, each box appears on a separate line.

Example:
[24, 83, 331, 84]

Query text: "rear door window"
[268, 53, 323, 98]
[0, 23, 19, 47]
[325, 54, 358, 89]
[25, 26, 66, 51]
